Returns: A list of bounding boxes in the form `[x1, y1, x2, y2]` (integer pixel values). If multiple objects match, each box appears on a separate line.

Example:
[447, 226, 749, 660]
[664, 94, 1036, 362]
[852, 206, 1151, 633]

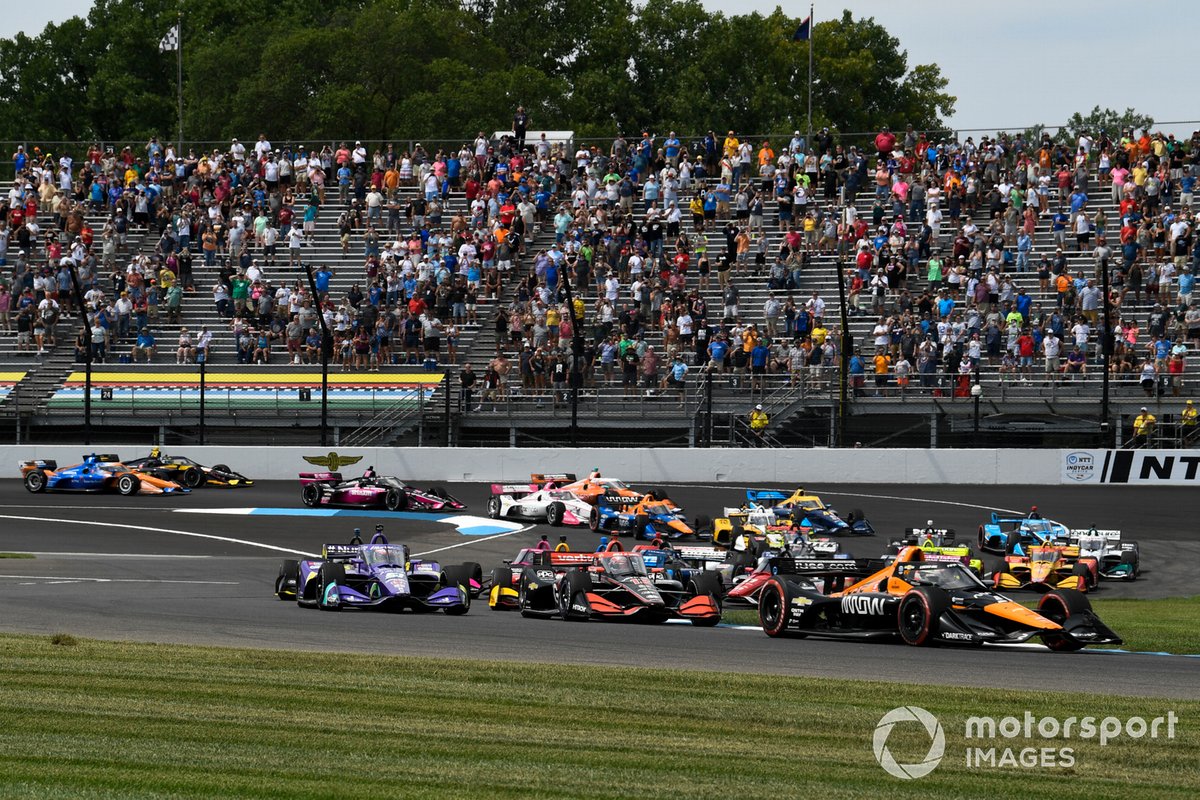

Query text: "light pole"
[971, 381, 983, 444]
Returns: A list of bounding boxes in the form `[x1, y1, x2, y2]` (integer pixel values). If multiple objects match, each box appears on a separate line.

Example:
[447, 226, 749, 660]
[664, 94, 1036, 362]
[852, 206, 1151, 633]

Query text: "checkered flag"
[159, 24, 179, 53]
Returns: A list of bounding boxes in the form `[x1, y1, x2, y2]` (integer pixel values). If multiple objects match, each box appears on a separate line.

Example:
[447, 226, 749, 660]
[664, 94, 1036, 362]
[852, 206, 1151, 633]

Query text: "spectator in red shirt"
[874, 127, 896, 159]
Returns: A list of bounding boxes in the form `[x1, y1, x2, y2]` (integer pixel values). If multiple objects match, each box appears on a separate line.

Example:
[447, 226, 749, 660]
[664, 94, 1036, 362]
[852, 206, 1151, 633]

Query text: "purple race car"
[275, 529, 481, 613]
[298, 467, 466, 512]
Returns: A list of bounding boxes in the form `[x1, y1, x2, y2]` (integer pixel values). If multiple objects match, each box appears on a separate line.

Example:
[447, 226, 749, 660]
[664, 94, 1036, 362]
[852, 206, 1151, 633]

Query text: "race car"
[534, 471, 661, 506]
[299, 468, 465, 512]
[712, 505, 842, 556]
[275, 529, 479, 613]
[757, 546, 1122, 651]
[993, 545, 1098, 593]
[882, 524, 984, 575]
[723, 553, 861, 607]
[716, 489, 873, 541]
[588, 493, 696, 540]
[486, 481, 594, 526]
[20, 453, 189, 495]
[489, 547, 722, 625]
[1071, 528, 1139, 581]
[124, 448, 254, 489]
[978, 508, 1071, 554]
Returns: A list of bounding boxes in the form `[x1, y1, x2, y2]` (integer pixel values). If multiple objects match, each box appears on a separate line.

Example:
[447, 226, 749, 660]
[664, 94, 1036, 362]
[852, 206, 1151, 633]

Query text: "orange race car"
[756, 546, 1121, 651]
[20, 453, 190, 495]
[532, 471, 656, 506]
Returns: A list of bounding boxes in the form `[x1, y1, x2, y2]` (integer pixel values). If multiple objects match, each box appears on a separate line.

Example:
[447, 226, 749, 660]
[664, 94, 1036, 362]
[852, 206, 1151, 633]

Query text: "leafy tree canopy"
[0, 2, 959, 146]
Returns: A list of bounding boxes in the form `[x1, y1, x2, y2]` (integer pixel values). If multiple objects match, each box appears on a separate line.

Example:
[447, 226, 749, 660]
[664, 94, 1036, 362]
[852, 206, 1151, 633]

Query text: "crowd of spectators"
[4, 118, 1200, 419]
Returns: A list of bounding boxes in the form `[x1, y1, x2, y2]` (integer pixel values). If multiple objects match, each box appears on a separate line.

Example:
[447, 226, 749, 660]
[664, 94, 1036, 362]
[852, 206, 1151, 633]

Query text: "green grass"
[0, 634, 1194, 799]
[724, 596, 1200, 654]
[0, 552, 34, 559]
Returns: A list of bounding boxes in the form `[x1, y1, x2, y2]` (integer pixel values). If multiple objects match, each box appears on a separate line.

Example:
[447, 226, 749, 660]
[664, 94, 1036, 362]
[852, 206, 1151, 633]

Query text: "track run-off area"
[1, 481, 1197, 699]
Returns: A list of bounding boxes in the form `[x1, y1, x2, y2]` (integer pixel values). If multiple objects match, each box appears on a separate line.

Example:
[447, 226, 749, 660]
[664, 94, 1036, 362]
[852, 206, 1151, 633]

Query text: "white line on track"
[0, 513, 318, 558]
[411, 523, 536, 557]
[654, 484, 1022, 515]
[0, 575, 238, 584]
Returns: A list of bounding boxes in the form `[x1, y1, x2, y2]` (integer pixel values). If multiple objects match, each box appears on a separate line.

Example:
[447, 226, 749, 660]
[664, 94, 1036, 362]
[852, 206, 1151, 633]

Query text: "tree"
[1060, 106, 1155, 142]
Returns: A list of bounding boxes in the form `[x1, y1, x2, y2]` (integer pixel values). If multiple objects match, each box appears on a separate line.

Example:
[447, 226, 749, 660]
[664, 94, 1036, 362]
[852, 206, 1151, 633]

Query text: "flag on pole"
[792, 15, 811, 41]
[159, 24, 179, 53]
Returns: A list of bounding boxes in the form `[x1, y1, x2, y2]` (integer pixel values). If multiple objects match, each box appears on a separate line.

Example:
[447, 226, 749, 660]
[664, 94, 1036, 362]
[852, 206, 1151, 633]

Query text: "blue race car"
[275, 528, 480, 613]
[20, 453, 189, 495]
[588, 493, 697, 540]
[735, 489, 874, 535]
[978, 508, 1071, 554]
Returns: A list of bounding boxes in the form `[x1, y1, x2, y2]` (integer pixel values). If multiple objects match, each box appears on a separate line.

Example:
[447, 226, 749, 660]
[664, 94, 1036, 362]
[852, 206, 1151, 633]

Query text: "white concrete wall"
[2, 446, 1062, 485]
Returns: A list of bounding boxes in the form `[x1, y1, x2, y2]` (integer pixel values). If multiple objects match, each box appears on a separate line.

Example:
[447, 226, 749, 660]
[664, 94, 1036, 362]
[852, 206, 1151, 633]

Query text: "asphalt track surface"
[1, 480, 1197, 699]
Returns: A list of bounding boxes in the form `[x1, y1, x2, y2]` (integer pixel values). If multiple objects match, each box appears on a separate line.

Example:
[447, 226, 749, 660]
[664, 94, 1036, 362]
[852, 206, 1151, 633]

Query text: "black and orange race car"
[756, 546, 1121, 651]
[488, 547, 721, 625]
[124, 448, 254, 489]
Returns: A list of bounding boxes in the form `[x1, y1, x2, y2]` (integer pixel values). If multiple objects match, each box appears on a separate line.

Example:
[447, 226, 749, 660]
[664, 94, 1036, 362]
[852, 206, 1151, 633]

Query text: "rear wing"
[300, 471, 342, 485]
[671, 545, 728, 562]
[531, 473, 576, 483]
[772, 557, 870, 576]
[491, 482, 534, 495]
[746, 490, 788, 503]
[85, 453, 121, 463]
[321, 543, 361, 561]
[19, 459, 57, 471]
[1068, 529, 1121, 542]
[531, 550, 595, 567]
[599, 493, 641, 508]
[903, 527, 956, 537]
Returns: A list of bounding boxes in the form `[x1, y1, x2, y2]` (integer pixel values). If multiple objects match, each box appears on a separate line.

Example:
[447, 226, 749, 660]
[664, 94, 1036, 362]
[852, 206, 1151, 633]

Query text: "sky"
[3, 1, 1199, 136]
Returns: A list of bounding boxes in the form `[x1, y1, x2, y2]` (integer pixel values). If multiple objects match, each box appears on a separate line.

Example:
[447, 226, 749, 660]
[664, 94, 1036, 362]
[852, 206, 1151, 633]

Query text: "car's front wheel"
[487, 496, 501, 519]
[116, 474, 140, 496]
[385, 489, 407, 512]
[546, 501, 565, 527]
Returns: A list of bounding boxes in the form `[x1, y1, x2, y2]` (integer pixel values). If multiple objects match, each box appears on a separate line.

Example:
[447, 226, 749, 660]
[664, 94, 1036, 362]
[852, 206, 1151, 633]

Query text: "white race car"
[486, 482, 594, 526]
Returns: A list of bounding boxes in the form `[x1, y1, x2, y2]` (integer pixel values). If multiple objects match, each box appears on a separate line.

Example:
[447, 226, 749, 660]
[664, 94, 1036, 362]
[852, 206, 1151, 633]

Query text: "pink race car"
[299, 468, 466, 512]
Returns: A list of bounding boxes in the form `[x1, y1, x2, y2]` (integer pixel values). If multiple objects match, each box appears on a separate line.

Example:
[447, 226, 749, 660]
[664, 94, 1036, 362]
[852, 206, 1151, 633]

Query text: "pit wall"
[6, 447, 1193, 485]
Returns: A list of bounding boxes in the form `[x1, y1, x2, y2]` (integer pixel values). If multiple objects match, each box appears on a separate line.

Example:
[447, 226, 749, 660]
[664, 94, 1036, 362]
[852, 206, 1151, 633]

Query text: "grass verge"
[723, 596, 1200, 654]
[0, 552, 34, 559]
[0, 633, 1194, 799]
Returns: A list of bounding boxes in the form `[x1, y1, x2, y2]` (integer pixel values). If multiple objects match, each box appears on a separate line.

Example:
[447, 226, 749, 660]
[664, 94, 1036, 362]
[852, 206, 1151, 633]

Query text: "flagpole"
[176, 10, 183, 159]
[806, 4, 814, 151]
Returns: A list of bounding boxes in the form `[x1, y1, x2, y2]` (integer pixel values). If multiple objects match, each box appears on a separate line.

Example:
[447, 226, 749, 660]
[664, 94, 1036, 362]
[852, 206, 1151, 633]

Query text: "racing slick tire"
[301, 483, 322, 507]
[978, 525, 988, 551]
[489, 567, 515, 608]
[758, 577, 801, 638]
[385, 489, 407, 512]
[558, 569, 592, 621]
[23, 470, 47, 493]
[897, 586, 949, 647]
[635, 513, 650, 539]
[213, 464, 231, 474]
[440, 566, 472, 615]
[458, 562, 483, 596]
[588, 506, 601, 531]
[1037, 589, 1090, 652]
[1071, 561, 1094, 592]
[546, 501, 566, 527]
[1119, 550, 1139, 580]
[317, 563, 346, 611]
[648, 488, 666, 501]
[116, 474, 141, 496]
[687, 573, 724, 627]
[182, 468, 204, 489]
[849, 508, 865, 524]
[487, 496, 502, 519]
[275, 560, 300, 599]
[693, 514, 712, 537]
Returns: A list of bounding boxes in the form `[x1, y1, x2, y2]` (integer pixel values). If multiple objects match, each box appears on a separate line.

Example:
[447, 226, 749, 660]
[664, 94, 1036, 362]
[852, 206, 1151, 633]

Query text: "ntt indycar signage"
[1062, 449, 1200, 484]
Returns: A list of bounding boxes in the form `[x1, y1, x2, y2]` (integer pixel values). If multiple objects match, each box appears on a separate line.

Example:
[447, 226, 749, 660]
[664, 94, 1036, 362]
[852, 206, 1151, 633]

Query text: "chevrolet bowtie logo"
[302, 452, 363, 472]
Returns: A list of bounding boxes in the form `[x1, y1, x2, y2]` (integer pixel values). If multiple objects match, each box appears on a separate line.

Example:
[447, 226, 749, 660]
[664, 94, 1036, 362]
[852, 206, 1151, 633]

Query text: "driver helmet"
[149, 446, 161, 459]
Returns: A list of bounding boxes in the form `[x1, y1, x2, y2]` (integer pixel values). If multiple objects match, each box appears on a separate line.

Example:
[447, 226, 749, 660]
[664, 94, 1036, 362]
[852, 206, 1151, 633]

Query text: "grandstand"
[2, 127, 1197, 448]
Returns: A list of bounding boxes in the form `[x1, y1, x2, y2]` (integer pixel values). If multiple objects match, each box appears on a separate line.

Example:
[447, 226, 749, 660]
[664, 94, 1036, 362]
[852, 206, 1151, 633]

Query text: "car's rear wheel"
[426, 486, 448, 499]
[317, 563, 345, 611]
[385, 489, 407, 511]
[897, 587, 948, 646]
[978, 525, 988, 550]
[546, 501, 565, 527]
[758, 577, 794, 637]
[301, 483, 321, 507]
[487, 496, 501, 519]
[24, 471, 46, 493]
[182, 468, 203, 488]
[117, 474, 140, 496]
[687, 572, 723, 627]
[588, 506, 600, 531]
[1119, 550, 1138, 580]
[693, 514, 711, 537]
[275, 560, 300, 599]
[458, 562, 483, 596]
[1038, 589, 1089, 651]
[635, 513, 650, 538]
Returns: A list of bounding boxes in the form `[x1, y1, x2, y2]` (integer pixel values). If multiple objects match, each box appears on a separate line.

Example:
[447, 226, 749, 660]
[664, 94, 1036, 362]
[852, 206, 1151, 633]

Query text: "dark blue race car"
[20, 453, 189, 495]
